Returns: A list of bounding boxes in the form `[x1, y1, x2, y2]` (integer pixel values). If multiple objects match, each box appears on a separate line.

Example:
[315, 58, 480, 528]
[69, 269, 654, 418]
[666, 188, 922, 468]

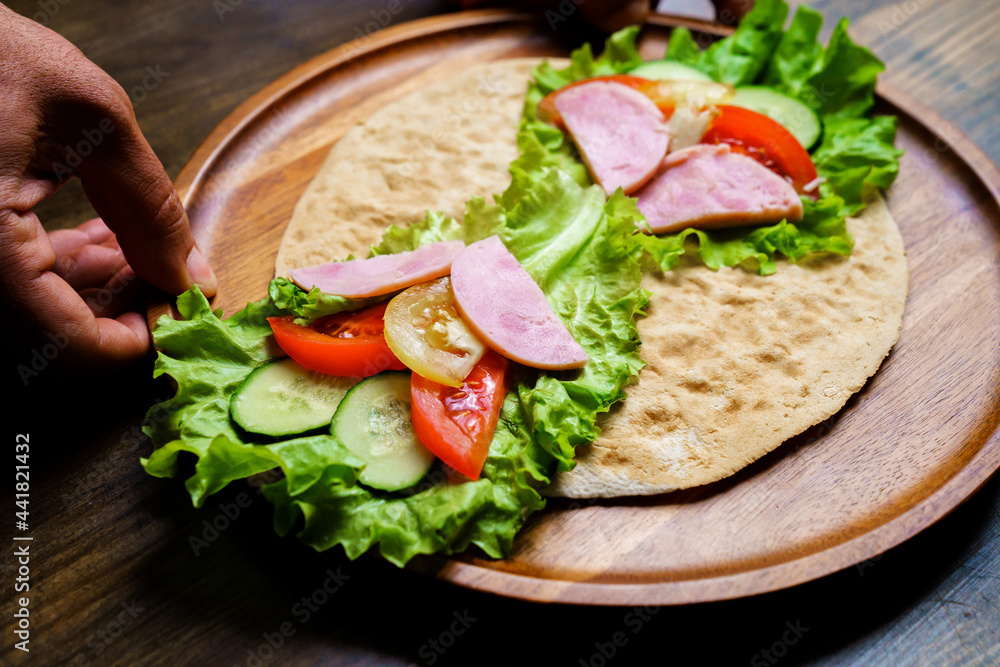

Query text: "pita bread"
[546, 193, 908, 497]
[276, 59, 908, 498]
[275, 59, 543, 276]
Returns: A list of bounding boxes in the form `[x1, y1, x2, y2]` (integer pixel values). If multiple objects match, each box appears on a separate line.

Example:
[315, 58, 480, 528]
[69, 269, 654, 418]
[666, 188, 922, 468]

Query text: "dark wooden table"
[3, 0, 998, 664]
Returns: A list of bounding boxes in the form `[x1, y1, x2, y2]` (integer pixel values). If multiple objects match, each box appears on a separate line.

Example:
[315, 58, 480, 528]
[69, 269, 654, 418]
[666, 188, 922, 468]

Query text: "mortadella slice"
[450, 236, 588, 371]
[635, 143, 803, 234]
[289, 240, 465, 298]
[553, 81, 670, 196]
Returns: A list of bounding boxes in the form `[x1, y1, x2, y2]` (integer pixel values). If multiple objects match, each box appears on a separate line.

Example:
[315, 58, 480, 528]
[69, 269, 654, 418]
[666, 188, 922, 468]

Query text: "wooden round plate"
[163, 10, 1000, 605]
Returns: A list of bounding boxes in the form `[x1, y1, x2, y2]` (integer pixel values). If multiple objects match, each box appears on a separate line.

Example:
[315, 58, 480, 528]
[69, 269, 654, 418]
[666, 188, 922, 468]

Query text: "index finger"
[37, 60, 217, 299]
[71, 108, 218, 298]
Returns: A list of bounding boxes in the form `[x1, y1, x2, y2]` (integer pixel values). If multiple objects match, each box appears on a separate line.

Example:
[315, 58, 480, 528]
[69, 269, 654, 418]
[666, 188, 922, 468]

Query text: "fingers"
[47, 217, 115, 256]
[73, 117, 218, 298]
[578, 0, 651, 32]
[711, 0, 752, 25]
[51, 242, 127, 291]
[1, 209, 150, 366]
[0, 11, 160, 368]
[457, 0, 651, 32]
[49, 219, 126, 290]
[47, 220, 147, 332]
[79, 265, 144, 319]
[7, 13, 218, 300]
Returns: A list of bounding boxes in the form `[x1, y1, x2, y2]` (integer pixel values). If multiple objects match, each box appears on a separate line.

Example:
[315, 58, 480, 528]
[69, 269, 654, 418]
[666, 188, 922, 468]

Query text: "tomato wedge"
[700, 105, 818, 191]
[537, 75, 651, 127]
[410, 349, 510, 480]
[383, 277, 485, 388]
[267, 302, 406, 378]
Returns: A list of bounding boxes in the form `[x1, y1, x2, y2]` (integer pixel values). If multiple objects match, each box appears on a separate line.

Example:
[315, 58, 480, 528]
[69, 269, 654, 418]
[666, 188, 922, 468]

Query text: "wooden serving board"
[162, 10, 1000, 605]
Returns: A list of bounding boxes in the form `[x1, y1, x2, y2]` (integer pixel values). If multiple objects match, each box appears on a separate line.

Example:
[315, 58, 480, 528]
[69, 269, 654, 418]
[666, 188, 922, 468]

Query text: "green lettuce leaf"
[763, 8, 885, 121]
[141, 288, 364, 506]
[813, 115, 903, 215]
[526, 0, 900, 275]
[760, 6, 824, 97]
[695, 0, 788, 84]
[530, 25, 643, 96]
[659, 0, 788, 83]
[142, 160, 646, 566]
[498, 169, 648, 466]
[638, 192, 850, 275]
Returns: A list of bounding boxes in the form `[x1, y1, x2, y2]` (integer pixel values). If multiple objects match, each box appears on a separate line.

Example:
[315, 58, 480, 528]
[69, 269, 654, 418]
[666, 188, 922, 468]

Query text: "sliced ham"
[289, 240, 465, 298]
[635, 143, 803, 234]
[450, 236, 588, 371]
[554, 81, 670, 196]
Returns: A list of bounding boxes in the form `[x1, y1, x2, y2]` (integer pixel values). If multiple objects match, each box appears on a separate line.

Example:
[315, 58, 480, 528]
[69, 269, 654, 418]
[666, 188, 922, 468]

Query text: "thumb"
[71, 106, 217, 298]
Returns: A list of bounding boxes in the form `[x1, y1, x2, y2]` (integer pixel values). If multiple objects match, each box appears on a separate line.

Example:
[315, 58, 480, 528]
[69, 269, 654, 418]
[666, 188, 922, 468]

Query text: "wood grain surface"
[4, 0, 1000, 664]
[153, 9, 1000, 606]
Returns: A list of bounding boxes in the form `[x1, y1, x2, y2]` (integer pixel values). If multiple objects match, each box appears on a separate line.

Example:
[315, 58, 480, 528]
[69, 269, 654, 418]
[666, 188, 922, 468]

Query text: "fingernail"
[186, 245, 218, 297]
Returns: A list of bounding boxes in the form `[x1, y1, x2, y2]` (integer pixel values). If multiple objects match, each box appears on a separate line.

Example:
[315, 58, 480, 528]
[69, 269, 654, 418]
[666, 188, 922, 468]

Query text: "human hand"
[0, 5, 216, 370]
[457, 0, 651, 32]
[457, 1, 754, 31]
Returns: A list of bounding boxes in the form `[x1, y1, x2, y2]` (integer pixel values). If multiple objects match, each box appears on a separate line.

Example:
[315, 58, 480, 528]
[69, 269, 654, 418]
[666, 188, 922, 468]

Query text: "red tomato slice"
[267, 302, 406, 378]
[410, 349, 510, 481]
[537, 75, 651, 128]
[700, 105, 818, 192]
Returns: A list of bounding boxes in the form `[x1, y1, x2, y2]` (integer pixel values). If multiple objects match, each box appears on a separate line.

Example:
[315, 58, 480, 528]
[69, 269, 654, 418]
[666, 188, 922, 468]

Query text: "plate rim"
[167, 9, 1000, 605]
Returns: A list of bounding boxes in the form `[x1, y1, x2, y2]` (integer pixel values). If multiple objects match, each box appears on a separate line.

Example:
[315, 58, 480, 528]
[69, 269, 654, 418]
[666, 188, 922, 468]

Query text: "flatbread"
[546, 193, 908, 497]
[276, 59, 909, 498]
[275, 59, 543, 276]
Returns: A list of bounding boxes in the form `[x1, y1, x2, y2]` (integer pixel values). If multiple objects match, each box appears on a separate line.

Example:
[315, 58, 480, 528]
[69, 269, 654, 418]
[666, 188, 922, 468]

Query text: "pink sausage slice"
[554, 81, 670, 196]
[450, 236, 588, 370]
[635, 143, 803, 234]
[289, 240, 465, 298]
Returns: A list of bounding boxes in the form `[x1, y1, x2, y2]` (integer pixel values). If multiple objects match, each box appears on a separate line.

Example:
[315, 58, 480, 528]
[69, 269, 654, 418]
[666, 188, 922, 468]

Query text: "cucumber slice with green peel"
[730, 86, 822, 149]
[231, 359, 358, 437]
[330, 371, 435, 492]
[627, 61, 713, 82]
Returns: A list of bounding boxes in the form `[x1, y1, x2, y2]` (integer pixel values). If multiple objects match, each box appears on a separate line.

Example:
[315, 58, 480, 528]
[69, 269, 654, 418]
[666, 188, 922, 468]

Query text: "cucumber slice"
[627, 61, 713, 82]
[331, 371, 435, 491]
[730, 86, 822, 149]
[230, 358, 357, 437]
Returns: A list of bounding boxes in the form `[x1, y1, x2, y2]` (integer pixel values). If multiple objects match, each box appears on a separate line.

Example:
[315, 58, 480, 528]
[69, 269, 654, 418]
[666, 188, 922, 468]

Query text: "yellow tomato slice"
[635, 79, 734, 110]
[383, 277, 485, 388]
